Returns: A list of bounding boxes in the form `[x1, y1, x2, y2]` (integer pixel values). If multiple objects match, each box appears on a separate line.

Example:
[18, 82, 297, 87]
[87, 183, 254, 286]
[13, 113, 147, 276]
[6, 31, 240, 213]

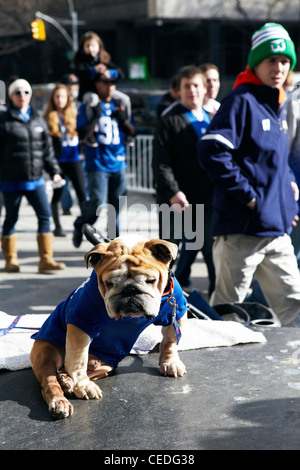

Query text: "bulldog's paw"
[73, 378, 103, 400]
[48, 397, 74, 420]
[57, 370, 74, 396]
[160, 359, 187, 378]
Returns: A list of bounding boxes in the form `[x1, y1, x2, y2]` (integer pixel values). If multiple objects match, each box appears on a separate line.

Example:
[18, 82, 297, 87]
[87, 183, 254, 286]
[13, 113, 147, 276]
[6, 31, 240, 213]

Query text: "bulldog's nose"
[122, 285, 140, 296]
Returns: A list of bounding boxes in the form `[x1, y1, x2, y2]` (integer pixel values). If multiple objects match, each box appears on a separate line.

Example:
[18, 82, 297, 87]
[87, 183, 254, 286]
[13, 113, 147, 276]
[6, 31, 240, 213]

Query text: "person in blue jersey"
[0, 78, 66, 273]
[198, 23, 300, 327]
[44, 84, 86, 237]
[152, 65, 215, 296]
[72, 72, 135, 247]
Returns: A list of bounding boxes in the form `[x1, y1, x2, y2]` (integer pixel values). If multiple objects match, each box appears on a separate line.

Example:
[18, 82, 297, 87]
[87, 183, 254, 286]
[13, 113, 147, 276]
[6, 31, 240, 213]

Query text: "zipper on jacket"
[277, 118, 282, 131]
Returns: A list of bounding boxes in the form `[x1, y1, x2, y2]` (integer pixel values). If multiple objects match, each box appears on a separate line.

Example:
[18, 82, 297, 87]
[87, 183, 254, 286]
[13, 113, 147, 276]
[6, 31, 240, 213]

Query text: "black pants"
[51, 161, 86, 208]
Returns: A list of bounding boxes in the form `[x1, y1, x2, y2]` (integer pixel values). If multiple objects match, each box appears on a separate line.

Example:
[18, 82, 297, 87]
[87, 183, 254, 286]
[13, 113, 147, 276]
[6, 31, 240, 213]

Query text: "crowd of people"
[1, 22, 300, 327]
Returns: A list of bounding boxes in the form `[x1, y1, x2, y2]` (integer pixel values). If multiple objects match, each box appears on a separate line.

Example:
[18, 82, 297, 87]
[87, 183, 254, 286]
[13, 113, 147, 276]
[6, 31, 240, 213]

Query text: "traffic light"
[31, 19, 46, 41]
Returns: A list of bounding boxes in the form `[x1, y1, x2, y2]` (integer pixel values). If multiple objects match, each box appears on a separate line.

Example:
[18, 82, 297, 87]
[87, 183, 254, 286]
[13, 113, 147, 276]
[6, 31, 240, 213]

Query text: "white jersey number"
[98, 116, 120, 145]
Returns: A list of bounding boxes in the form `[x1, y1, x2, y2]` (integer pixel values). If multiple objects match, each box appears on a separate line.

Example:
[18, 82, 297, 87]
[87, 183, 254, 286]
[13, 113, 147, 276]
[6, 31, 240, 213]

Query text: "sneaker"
[72, 226, 83, 248]
[53, 228, 67, 237]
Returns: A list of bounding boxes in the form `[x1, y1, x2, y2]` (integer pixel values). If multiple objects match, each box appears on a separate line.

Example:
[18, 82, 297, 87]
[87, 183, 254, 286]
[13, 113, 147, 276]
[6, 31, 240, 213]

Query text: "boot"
[1, 234, 20, 272]
[51, 202, 66, 237]
[37, 233, 66, 272]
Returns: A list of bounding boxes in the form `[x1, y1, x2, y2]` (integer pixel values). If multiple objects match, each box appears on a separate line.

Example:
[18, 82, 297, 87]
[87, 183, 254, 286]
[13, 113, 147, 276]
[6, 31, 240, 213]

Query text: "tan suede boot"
[37, 233, 66, 272]
[1, 234, 20, 272]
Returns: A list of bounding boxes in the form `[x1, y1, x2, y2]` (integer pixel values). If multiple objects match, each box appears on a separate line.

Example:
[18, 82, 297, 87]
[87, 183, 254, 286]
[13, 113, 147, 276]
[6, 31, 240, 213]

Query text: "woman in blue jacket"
[198, 23, 300, 327]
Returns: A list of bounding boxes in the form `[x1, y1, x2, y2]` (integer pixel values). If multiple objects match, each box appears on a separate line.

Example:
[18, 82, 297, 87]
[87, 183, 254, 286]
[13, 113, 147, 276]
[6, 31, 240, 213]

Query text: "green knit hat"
[247, 22, 297, 71]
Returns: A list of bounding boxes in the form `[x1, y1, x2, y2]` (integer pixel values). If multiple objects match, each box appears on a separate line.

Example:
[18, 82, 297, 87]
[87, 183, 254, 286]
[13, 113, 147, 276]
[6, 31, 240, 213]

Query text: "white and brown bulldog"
[30, 235, 187, 419]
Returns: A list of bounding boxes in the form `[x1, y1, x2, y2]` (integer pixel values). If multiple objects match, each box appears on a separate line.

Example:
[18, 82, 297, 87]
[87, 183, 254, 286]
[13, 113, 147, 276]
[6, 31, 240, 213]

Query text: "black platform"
[1, 327, 300, 451]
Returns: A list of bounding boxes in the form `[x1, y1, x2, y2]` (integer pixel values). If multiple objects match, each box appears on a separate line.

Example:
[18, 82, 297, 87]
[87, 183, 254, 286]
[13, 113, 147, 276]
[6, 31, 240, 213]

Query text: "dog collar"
[163, 275, 174, 296]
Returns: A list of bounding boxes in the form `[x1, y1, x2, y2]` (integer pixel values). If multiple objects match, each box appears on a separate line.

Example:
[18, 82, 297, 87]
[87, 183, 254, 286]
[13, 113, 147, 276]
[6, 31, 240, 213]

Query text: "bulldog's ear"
[84, 244, 108, 268]
[145, 239, 178, 264]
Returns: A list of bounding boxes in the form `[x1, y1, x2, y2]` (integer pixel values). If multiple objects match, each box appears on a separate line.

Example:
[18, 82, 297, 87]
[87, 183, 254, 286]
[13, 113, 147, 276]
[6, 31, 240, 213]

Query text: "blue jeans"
[74, 169, 127, 238]
[2, 184, 51, 236]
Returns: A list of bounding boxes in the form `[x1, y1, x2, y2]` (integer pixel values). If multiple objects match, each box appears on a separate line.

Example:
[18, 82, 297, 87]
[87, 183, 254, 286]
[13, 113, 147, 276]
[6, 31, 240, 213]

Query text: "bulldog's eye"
[146, 278, 156, 284]
[105, 280, 113, 288]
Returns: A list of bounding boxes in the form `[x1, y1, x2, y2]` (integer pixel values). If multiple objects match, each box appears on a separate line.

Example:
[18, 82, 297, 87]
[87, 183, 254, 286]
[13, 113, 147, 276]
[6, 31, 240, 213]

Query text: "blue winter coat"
[197, 83, 298, 237]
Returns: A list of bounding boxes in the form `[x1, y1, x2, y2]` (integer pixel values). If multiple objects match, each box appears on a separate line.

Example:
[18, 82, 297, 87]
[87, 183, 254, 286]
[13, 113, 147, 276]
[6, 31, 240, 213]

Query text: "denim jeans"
[74, 169, 127, 238]
[2, 184, 51, 236]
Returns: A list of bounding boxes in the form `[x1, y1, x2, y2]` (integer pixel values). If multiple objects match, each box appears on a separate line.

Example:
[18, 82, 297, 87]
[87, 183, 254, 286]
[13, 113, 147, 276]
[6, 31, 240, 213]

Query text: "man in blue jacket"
[198, 23, 300, 327]
[152, 65, 215, 296]
[72, 72, 135, 247]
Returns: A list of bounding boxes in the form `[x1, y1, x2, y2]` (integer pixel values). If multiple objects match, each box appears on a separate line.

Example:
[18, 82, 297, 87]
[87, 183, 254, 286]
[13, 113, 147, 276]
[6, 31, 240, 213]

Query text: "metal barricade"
[126, 135, 155, 193]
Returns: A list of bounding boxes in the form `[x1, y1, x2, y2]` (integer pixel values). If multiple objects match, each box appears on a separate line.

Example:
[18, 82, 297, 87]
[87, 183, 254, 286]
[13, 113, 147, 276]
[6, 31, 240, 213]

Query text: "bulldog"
[30, 235, 187, 419]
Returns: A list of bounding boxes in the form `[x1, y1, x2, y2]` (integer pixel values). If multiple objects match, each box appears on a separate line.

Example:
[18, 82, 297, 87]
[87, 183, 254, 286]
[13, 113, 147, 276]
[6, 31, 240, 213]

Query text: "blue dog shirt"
[32, 270, 186, 368]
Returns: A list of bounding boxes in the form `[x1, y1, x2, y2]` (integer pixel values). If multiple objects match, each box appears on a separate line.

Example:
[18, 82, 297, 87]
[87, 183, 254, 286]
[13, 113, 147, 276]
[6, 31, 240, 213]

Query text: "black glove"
[112, 106, 136, 138]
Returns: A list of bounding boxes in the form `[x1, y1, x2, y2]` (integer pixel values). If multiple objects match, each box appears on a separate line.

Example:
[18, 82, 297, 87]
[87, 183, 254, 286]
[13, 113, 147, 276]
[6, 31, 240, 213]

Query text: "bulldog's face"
[85, 235, 178, 320]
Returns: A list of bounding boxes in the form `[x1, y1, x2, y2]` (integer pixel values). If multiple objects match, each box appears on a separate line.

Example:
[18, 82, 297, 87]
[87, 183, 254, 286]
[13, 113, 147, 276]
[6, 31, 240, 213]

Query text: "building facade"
[0, 0, 299, 93]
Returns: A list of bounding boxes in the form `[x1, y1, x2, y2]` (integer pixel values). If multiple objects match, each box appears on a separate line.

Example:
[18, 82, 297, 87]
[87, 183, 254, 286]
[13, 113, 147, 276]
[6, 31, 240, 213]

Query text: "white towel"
[0, 311, 266, 371]
[131, 319, 266, 353]
[0, 312, 49, 371]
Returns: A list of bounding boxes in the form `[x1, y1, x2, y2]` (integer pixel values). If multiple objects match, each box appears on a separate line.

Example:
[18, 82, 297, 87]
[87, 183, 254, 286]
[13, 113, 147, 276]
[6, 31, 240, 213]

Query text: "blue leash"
[0, 316, 39, 337]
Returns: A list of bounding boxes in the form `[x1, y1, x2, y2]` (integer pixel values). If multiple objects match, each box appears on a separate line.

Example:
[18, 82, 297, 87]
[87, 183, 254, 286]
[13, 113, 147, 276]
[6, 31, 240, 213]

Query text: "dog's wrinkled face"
[85, 235, 177, 320]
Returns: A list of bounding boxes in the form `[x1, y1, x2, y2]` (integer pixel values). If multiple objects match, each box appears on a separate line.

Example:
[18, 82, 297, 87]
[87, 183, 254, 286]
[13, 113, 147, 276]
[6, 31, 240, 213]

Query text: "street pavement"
[0, 189, 210, 317]
[3, 189, 300, 451]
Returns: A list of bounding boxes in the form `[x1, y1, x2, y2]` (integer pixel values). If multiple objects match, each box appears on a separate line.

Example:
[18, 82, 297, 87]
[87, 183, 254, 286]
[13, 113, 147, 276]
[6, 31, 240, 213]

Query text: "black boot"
[51, 202, 66, 237]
